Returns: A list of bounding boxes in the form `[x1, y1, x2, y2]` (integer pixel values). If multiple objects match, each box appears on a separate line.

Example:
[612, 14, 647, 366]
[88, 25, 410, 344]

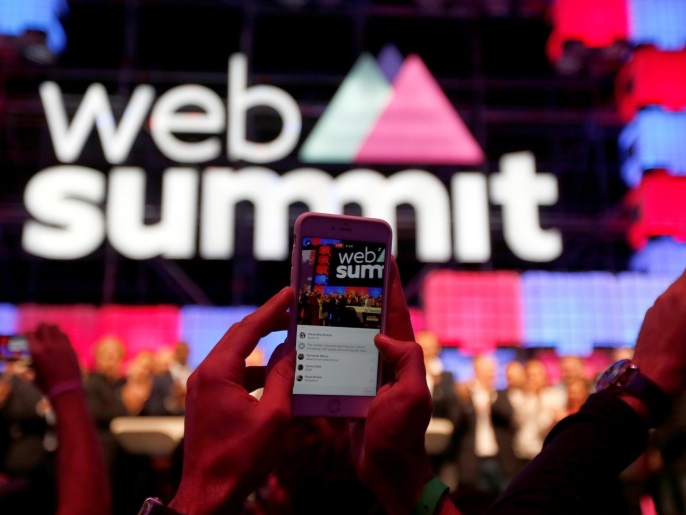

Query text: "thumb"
[259, 342, 295, 419]
[374, 334, 426, 386]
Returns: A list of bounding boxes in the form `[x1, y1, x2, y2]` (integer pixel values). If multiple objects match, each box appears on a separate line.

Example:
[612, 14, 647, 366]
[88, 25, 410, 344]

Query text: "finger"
[259, 343, 295, 419]
[375, 334, 426, 387]
[202, 287, 294, 380]
[384, 258, 415, 342]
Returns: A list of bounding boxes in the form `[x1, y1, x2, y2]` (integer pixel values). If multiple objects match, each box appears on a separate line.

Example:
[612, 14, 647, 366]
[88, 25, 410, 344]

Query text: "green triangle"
[299, 53, 392, 163]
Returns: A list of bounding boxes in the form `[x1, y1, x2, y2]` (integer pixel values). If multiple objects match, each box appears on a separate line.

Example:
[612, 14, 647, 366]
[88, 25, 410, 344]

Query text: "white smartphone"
[289, 212, 392, 418]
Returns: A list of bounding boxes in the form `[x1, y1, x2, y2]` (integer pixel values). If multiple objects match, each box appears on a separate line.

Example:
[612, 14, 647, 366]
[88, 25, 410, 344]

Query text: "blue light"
[0, 304, 18, 334]
[620, 109, 686, 187]
[522, 272, 623, 355]
[180, 306, 288, 368]
[617, 272, 674, 345]
[629, 0, 686, 50]
[629, 237, 686, 278]
[0, 0, 69, 53]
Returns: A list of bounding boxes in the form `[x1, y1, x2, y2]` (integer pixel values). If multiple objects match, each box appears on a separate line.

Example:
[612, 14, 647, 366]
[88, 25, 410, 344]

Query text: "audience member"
[28, 324, 109, 515]
[170, 342, 192, 388]
[84, 337, 128, 461]
[510, 358, 566, 464]
[0, 360, 54, 512]
[416, 331, 460, 489]
[455, 355, 517, 495]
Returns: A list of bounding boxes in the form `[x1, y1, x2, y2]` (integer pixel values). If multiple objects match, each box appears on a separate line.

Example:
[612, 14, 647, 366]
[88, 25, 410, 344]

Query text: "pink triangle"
[355, 55, 484, 165]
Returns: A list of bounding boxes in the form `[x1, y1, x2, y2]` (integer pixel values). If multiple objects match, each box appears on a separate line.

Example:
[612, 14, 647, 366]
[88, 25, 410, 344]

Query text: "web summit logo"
[300, 49, 484, 165]
[27, 49, 561, 263]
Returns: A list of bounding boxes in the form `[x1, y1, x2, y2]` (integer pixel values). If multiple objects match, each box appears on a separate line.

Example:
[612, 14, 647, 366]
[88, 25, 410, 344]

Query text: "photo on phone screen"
[292, 237, 386, 397]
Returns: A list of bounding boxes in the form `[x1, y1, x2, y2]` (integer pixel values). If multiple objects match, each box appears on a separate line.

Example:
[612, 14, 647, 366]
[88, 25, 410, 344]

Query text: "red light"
[627, 171, 686, 248]
[547, 0, 629, 62]
[617, 48, 686, 122]
[422, 270, 522, 354]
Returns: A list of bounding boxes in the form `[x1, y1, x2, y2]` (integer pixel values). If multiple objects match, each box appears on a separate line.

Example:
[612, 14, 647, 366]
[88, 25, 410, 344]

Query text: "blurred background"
[1, 0, 686, 513]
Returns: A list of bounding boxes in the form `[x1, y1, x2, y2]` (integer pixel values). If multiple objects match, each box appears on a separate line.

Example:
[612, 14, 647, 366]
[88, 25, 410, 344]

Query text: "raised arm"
[28, 324, 111, 515]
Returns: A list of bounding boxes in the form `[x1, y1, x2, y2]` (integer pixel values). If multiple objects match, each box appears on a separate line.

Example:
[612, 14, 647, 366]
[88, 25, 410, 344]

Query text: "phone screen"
[0, 335, 31, 362]
[292, 237, 386, 397]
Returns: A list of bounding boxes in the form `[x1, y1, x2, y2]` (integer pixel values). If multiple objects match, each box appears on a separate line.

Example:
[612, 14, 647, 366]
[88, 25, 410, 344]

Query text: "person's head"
[473, 354, 497, 390]
[559, 356, 585, 385]
[93, 336, 125, 378]
[153, 347, 175, 375]
[525, 358, 549, 393]
[566, 377, 590, 413]
[175, 341, 190, 366]
[128, 350, 154, 381]
[416, 331, 441, 362]
[612, 347, 634, 362]
[505, 360, 526, 390]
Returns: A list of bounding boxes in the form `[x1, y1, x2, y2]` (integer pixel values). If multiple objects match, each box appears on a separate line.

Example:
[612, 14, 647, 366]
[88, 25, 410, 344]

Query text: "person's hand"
[349, 259, 434, 515]
[26, 324, 82, 395]
[633, 270, 686, 398]
[169, 287, 294, 515]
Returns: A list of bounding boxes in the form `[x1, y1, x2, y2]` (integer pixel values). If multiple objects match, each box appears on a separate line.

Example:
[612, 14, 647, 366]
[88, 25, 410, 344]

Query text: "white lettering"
[21, 154, 563, 263]
[335, 264, 384, 279]
[150, 85, 225, 163]
[200, 167, 339, 260]
[452, 173, 491, 262]
[40, 82, 154, 164]
[490, 152, 562, 262]
[107, 167, 198, 259]
[23, 166, 106, 259]
[228, 54, 302, 163]
[336, 169, 452, 261]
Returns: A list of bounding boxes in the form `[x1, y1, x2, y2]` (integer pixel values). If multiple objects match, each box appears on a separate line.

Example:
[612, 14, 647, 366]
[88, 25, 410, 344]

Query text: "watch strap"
[412, 476, 450, 515]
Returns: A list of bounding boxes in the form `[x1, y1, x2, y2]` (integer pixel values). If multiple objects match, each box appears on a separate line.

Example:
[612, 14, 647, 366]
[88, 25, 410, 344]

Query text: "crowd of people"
[417, 333, 652, 510]
[0, 338, 192, 513]
[2, 262, 686, 514]
[297, 289, 383, 328]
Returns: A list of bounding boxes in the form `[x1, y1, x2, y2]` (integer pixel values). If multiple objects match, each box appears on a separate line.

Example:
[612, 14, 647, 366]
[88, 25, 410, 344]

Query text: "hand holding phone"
[349, 258, 436, 515]
[288, 213, 393, 418]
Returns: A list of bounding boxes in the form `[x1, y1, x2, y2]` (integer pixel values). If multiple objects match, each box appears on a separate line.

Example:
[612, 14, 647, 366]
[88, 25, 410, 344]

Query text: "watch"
[595, 359, 672, 427]
[138, 497, 185, 515]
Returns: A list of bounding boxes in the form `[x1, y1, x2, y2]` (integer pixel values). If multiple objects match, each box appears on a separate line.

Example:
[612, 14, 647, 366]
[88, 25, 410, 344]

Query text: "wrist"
[169, 476, 244, 515]
[370, 454, 433, 515]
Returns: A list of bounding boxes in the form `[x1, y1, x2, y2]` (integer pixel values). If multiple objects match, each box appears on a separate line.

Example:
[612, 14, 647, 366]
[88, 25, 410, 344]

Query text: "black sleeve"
[487, 392, 650, 515]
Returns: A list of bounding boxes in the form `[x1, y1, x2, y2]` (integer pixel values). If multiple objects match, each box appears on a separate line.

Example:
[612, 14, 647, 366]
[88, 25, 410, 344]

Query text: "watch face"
[596, 359, 634, 392]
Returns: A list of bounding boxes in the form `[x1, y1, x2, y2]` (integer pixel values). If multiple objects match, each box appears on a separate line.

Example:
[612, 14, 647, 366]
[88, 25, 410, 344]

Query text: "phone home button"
[327, 399, 341, 414]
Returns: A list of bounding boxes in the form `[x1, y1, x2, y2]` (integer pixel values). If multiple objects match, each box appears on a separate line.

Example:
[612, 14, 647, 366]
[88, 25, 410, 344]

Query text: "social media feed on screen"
[293, 238, 385, 397]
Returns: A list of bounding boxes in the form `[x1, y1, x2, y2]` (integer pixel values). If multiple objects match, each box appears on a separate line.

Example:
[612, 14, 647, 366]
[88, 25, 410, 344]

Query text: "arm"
[490, 268, 686, 514]
[488, 392, 648, 515]
[28, 324, 110, 515]
[349, 258, 462, 515]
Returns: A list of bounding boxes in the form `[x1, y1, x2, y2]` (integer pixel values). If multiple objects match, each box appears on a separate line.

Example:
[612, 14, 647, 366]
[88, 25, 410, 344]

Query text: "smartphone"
[0, 334, 31, 363]
[288, 212, 392, 417]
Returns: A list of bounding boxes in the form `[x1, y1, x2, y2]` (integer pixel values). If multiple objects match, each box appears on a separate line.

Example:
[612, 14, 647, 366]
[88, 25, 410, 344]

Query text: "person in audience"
[170, 342, 192, 388]
[121, 351, 154, 416]
[416, 331, 460, 489]
[504, 360, 526, 393]
[510, 358, 566, 465]
[455, 355, 517, 496]
[564, 377, 590, 416]
[0, 360, 55, 512]
[84, 336, 128, 453]
[27, 324, 109, 515]
[143, 347, 186, 416]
